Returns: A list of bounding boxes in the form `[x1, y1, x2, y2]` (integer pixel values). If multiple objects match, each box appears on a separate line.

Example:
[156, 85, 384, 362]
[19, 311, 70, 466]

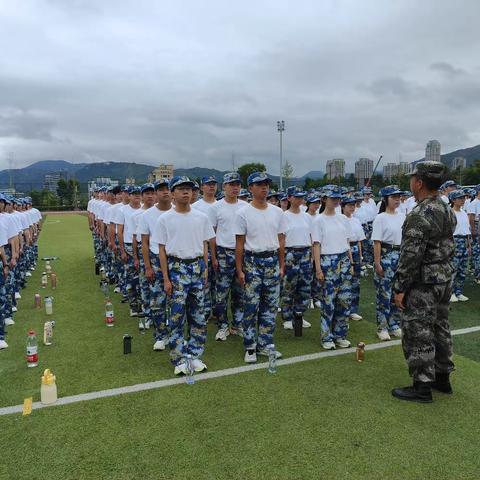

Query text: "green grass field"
[1, 213, 479, 479]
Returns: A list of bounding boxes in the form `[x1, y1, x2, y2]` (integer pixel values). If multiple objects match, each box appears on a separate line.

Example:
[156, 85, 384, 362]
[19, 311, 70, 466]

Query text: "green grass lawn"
[1, 213, 479, 480]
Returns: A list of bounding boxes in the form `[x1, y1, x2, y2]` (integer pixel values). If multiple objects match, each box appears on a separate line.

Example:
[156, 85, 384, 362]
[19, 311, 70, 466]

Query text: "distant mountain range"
[0, 159, 322, 190]
[415, 144, 480, 168]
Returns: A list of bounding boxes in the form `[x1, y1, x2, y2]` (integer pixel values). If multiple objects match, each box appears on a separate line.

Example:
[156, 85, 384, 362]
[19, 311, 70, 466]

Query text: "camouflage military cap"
[407, 161, 447, 180]
[223, 172, 241, 184]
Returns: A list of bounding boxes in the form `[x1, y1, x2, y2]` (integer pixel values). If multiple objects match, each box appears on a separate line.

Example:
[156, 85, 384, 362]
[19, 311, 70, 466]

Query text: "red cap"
[28, 330, 36, 336]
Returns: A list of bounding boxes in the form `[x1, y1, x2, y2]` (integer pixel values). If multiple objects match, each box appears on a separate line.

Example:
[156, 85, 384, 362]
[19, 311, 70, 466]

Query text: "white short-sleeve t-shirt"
[453, 210, 471, 236]
[371, 212, 405, 246]
[283, 210, 312, 248]
[119, 205, 143, 243]
[312, 213, 351, 254]
[208, 199, 247, 249]
[136, 205, 170, 254]
[467, 198, 480, 220]
[234, 203, 287, 253]
[192, 198, 216, 215]
[153, 208, 215, 259]
[347, 216, 366, 243]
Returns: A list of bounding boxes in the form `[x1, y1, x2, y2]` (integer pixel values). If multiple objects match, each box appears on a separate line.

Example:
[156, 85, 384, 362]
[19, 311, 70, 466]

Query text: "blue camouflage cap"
[448, 189, 466, 201]
[223, 172, 241, 184]
[239, 188, 249, 197]
[475, 184, 480, 192]
[286, 186, 297, 196]
[247, 171, 272, 186]
[291, 189, 306, 198]
[128, 185, 142, 194]
[0, 193, 5, 202]
[121, 184, 130, 192]
[341, 195, 357, 204]
[216, 191, 225, 200]
[306, 194, 320, 203]
[361, 186, 372, 194]
[440, 180, 457, 190]
[379, 185, 402, 197]
[324, 188, 342, 199]
[279, 194, 288, 201]
[201, 175, 218, 185]
[141, 183, 155, 193]
[154, 178, 170, 189]
[169, 175, 195, 191]
[267, 190, 279, 198]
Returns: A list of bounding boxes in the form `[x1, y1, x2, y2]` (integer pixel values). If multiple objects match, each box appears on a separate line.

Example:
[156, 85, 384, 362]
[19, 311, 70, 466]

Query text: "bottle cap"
[28, 329, 36, 336]
[41, 369, 56, 385]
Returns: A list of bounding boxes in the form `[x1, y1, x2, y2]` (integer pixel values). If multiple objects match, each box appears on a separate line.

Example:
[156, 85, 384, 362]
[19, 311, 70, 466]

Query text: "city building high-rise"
[43, 171, 68, 193]
[148, 164, 174, 183]
[326, 158, 345, 180]
[425, 140, 441, 163]
[87, 177, 119, 196]
[354, 158, 373, 187]
[383, 163, 398, 181]
[452, 156, 466, 170]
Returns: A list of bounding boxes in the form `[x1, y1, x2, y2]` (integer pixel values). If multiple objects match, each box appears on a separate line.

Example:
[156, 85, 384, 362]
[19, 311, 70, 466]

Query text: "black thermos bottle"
[123, 334, 132, 354]
[294, 311, 303, 337]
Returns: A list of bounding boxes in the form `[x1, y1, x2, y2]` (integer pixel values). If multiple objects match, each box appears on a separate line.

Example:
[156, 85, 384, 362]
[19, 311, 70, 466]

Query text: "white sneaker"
[144, 319, 152, 329]
[322, 341, 336, 350]
[310, 300, 315, 309]
[0, 339, 8, 349]
[215, 328, 230, 341]
[244, 350, 257, 363]
[192, 358, 207, 372]
[257, 348, 283, 359]
[130, 309, 139, 317]
[15, 292, 21, 300]
[314, 300, 322, 308]
[302, 319, 312, 328]
[26, 272, 32, 277]
[377, 329, 391, 341]
[283, 320, 293, 330]
[113, 287, 121, 293]
[335, 338, 351, 348]
[11, 306, 18, 312]
[138, 320, 146, 330]
[457, 294, 469, 302]
[277, 307, 282, 313]
[153, 339, 166, 351]
[4, 318, 15, 326]
[390, 328, 402, 338]
[174, 362, 187, 376]
[350, 313, 363, 321]
[450, 294, 458, 303]
[475, 279, 480, 285]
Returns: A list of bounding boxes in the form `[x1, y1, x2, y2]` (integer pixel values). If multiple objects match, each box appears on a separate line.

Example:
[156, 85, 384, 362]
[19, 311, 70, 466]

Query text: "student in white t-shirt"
[305, 194, 322, 308]
[449, 190, 471, 303]
[136, 179, 171, 351]
[342, 196, 366, 321]
[312, 189, 353, 350]
[235, 172, 287, 364]
[153, 176, 215, 376]
[371, 186, 405, 341]
[281, 189, 313, 331]
[467, 186, 480, 284]
[208, 172, 246, 341]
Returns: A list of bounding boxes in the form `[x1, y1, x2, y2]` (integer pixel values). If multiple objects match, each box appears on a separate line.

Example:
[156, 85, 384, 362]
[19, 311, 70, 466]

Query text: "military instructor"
[392, 161, 456, 403]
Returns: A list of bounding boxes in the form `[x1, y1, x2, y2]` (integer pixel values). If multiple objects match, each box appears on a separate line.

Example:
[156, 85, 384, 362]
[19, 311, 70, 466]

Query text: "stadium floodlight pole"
[277, 120, 285, 190]
[365, 155, 383, 188]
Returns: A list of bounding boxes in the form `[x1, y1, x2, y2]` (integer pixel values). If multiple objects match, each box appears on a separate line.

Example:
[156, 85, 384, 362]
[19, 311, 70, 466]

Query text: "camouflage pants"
[452, 236, 469, 296]
[471, 234, 480, 280]
[167, 257, 206, 366]
[374, 248, 401, 332]
[350, 243, 362, 315]
[243, 253, 280, 351]
[0, 273, 6, 340]
[214, 247, 243, 330]
[362, 222, 373, 265]
[124, 243, 140, 309]
[319, 252, 352, 343]
[401, 282, 455, 383]
[140, 252, 168, 341]
[311, 272, 321, 304]
[204, 250, 216, 319]
[281, 248, 312, 323]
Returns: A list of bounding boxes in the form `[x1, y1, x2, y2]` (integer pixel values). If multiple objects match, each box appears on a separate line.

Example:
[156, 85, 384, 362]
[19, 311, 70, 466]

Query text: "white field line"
[1, 325, 480, 417]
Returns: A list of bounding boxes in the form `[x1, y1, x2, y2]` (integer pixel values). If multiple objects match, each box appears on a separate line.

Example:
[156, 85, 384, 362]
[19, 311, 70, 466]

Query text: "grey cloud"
[430, 62, 466, 76]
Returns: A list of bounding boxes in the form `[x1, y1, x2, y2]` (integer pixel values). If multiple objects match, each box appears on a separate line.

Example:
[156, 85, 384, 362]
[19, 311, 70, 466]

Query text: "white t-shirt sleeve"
[152, 216, 167, 246]
[278, 210, 288, 234]
[208, 205, 218, 229]
[234, 209, 247, 236]
[203, 218, 216, 241]
[371, 215, 383, 242]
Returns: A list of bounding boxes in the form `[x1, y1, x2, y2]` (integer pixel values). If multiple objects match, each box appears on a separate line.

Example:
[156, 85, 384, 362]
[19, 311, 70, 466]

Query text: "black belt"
[217, 246, 235, 252]
[246, 250, 278, 258]
[349, 241, 359, 246]
[381, 243, 401, 251]
[169, 256, 202, 264]
[286, 246, 310, 252]
[454, 235, 469, 238]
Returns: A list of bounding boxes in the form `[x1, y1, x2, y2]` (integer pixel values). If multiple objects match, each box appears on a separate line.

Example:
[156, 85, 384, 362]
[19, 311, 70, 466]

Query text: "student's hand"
[133, 257, 139, 271]
[350, 266, 355, 276]
[467, 247, 472, 256]
[10, 258, 16, 268]
[394, 292, 405, 310]
[316, 269, 324, 282]
[212, 258, 219, 273]
[375, 263, 384, 277]
[237, 270, 245, 288]
[3, 265, 8, 279]
[279, 266, 284, 278]
[164, 278, 172, 296]
[121, 251, 128, 263]
[145, 266, 155, 283]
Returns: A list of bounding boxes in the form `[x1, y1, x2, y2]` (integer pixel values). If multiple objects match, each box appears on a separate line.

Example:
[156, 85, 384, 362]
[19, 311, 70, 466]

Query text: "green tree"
[57, 179, 80, 206]
[237, 162, 267, 187]
[282, 160, 294, 188]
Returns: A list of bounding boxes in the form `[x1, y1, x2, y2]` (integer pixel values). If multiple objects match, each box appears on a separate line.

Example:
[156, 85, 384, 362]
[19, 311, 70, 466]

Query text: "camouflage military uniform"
[393, 194, 456, 384]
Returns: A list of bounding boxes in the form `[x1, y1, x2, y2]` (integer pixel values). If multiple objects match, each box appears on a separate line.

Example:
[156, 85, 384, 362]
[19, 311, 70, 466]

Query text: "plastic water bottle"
[105, 299, 114, 327]
[267, 344, 277, 374]
[26, 330, 39, 368]
[185, 354, 195, 385]
[40, 369, 58, 405]
[43, 321, 54, 346]
[100, 281, 109, 297]
[41, 272, 48, 288]
[45, 296, 53, 315]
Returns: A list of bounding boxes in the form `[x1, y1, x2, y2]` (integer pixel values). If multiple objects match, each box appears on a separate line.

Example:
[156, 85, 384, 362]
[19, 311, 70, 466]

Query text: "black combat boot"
[391, 382, 433, 403]
[430, 372, 453, 394]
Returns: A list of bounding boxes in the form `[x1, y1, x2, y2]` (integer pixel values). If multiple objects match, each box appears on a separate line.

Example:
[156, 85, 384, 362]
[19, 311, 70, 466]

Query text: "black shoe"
[392, 382, 433, 403]
[431, 373, 453, 394]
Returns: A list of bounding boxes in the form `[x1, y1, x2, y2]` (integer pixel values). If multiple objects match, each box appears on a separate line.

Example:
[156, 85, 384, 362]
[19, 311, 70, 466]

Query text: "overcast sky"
[1, 0, 480, 176]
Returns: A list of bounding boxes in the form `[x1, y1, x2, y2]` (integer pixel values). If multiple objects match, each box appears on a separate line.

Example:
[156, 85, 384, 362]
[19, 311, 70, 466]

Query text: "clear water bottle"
[105, 299, 114, 327]
[267, 344, 277, 374]
[26, 330, 39, 368]
[185, 354, 195, 385]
